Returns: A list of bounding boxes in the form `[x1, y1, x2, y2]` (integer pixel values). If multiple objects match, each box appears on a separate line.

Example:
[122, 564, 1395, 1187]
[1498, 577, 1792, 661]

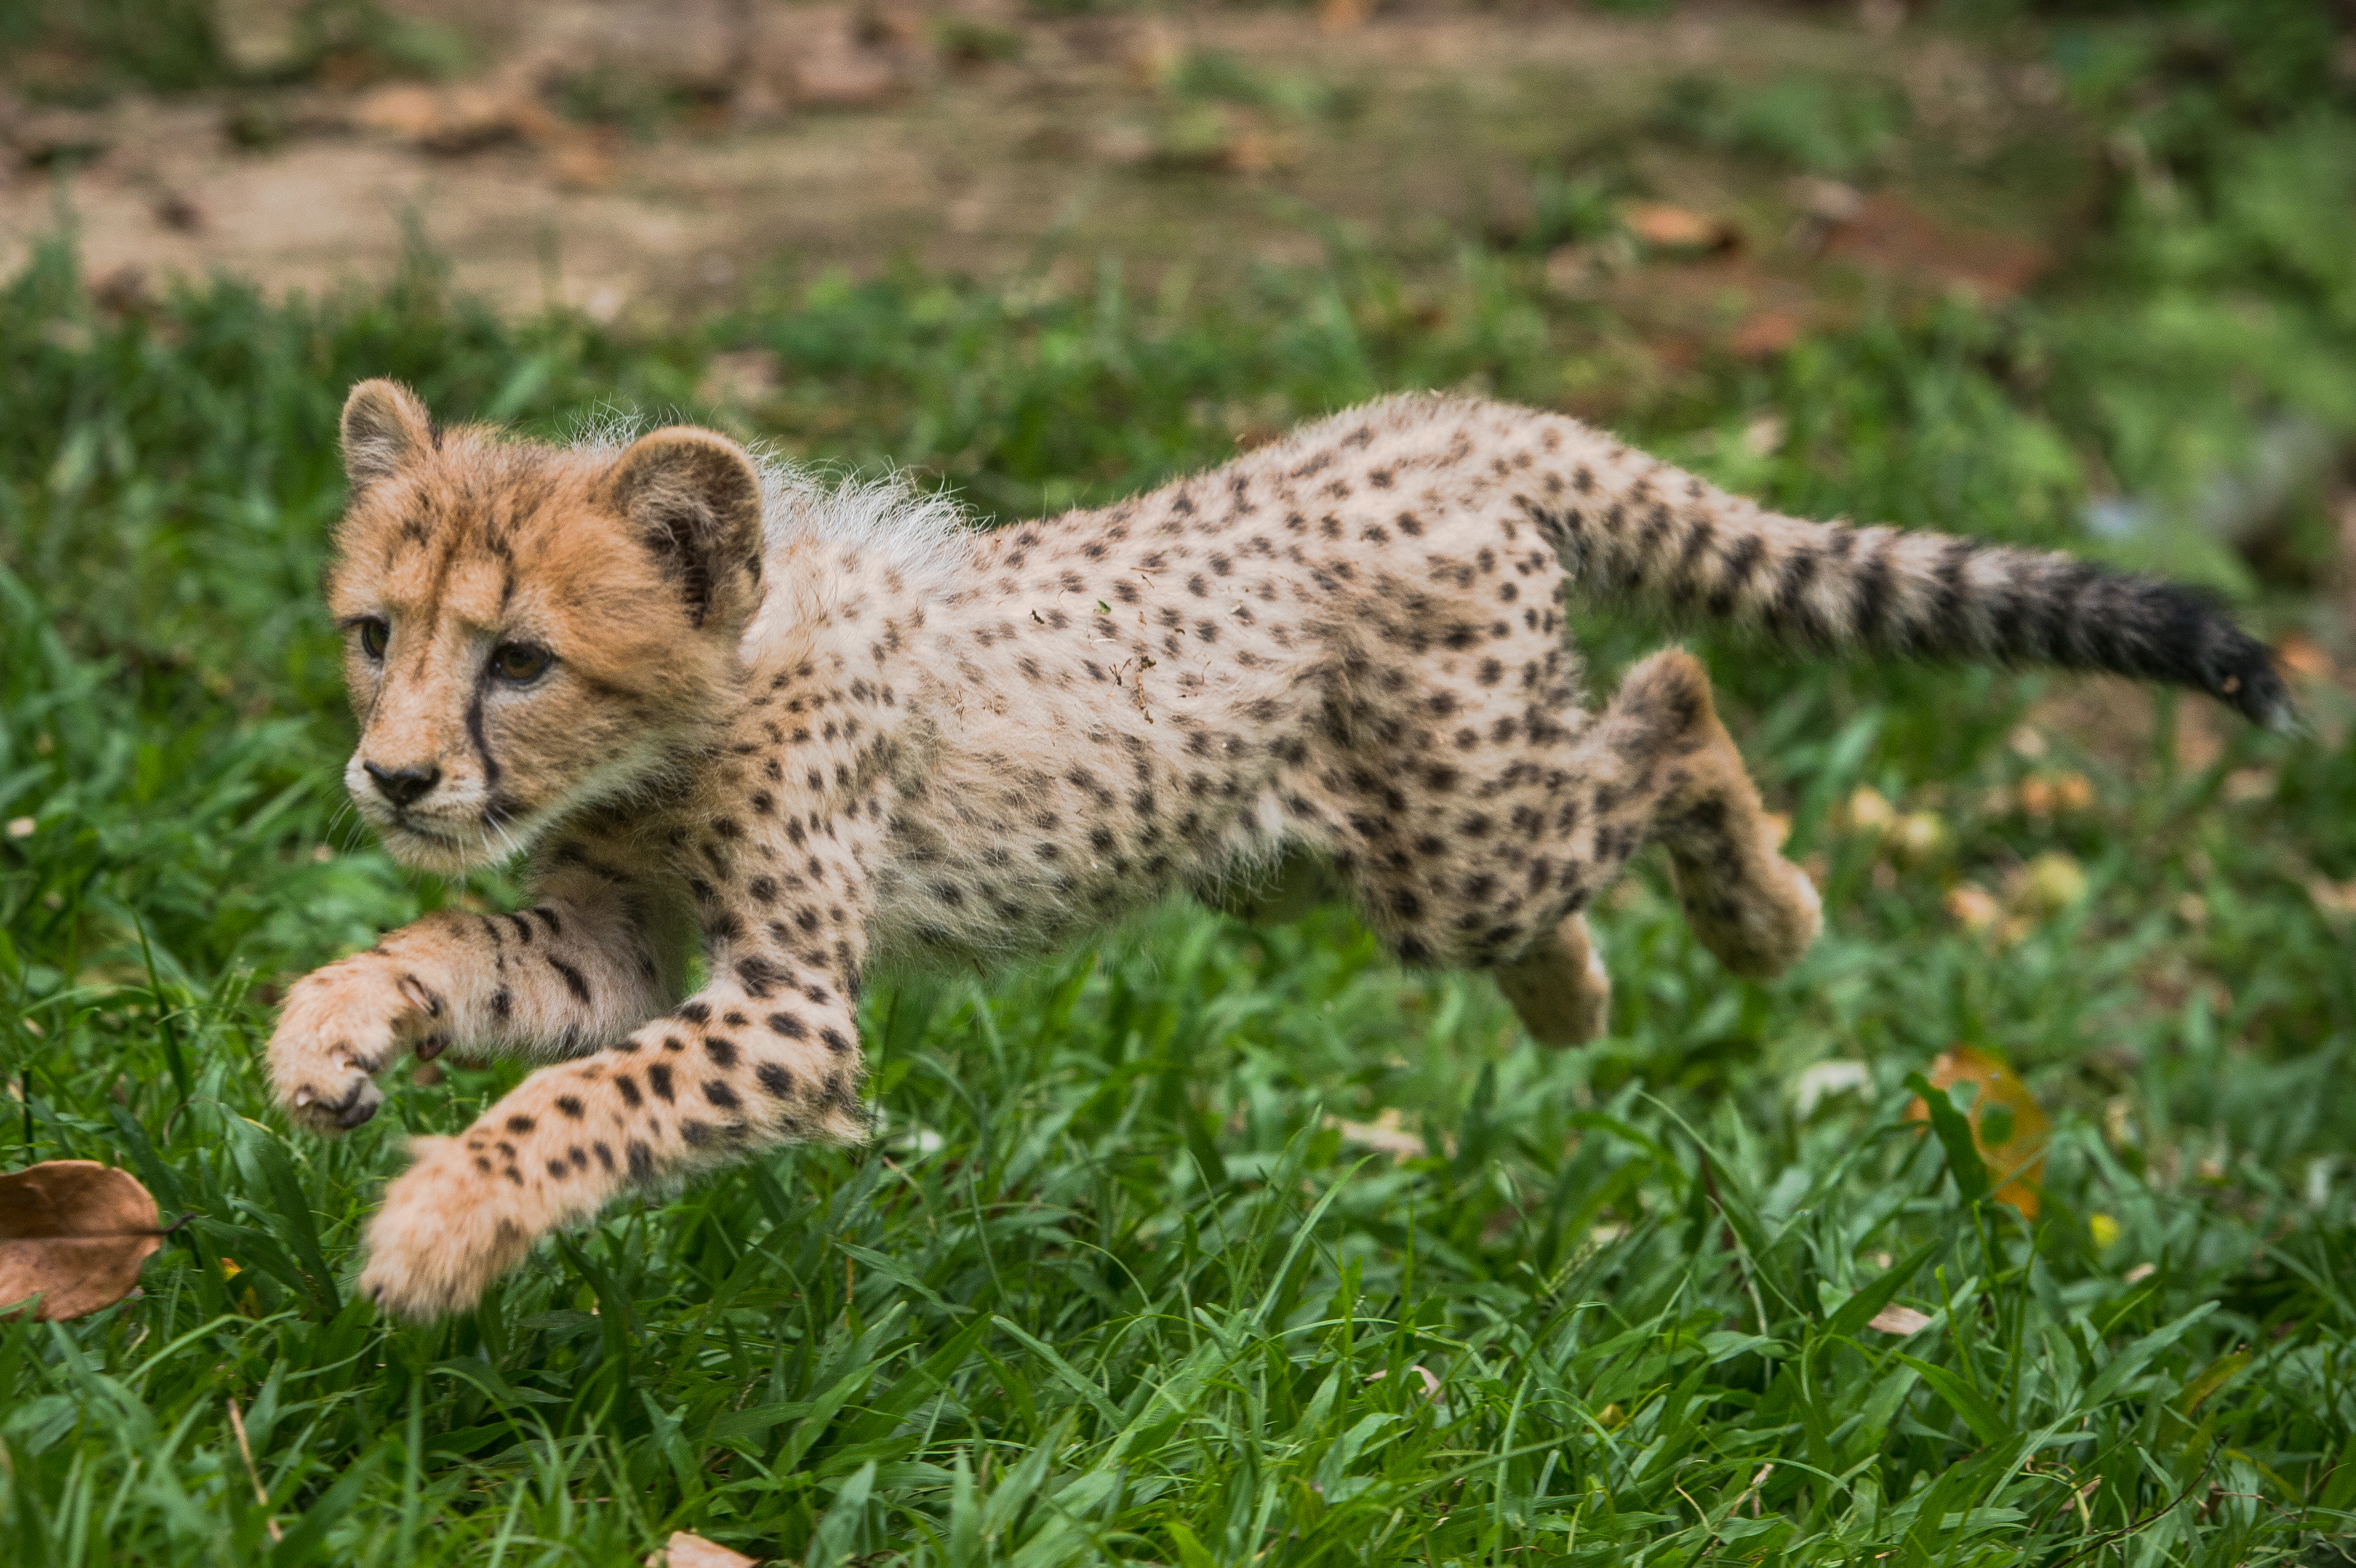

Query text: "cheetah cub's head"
[326, 379, 766, 873]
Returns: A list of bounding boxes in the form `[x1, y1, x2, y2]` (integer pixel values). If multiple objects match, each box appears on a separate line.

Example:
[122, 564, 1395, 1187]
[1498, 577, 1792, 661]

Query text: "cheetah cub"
[274, 380, 2286, 1319]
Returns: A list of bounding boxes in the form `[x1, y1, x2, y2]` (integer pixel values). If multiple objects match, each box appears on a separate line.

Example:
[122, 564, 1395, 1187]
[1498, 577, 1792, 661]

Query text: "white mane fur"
[567, 413, 980, 599]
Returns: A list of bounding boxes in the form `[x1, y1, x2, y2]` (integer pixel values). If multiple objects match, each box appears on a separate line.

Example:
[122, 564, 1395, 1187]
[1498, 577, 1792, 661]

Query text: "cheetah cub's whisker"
[271, 380, 2289, 1319]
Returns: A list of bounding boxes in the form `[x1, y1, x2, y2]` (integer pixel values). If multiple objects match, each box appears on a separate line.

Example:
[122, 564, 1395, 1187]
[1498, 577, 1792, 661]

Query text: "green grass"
[6, 9, 2356, 1564]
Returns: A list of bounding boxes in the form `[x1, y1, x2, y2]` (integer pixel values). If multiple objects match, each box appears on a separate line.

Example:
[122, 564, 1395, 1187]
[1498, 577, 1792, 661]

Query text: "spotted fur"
[273, 382, 2282, 1319]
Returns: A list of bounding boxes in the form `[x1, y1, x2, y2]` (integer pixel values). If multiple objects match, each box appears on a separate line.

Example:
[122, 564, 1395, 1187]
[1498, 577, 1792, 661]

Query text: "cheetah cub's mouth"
[325, 379, 771, 875]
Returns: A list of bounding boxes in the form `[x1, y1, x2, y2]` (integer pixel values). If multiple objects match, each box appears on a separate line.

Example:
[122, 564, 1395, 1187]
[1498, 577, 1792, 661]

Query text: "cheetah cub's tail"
[1535, 448, 2291, 728]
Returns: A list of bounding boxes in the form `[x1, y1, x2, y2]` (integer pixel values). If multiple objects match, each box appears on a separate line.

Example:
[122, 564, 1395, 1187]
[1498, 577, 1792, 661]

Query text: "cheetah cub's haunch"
[275, 381, 2287, 1319]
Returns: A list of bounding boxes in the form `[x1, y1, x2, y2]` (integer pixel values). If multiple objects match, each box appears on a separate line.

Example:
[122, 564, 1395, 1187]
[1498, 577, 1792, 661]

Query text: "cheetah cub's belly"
[273, 380, 2284, 1319]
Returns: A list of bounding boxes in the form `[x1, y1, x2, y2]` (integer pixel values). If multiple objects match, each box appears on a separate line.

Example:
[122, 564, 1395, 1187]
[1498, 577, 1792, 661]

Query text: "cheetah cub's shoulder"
[271, 379, 2286, 1319]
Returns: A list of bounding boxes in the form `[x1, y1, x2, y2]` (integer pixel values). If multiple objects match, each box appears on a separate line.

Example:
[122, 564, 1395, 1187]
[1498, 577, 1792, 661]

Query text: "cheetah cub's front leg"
[355, 825, 876, 1320]
[268, 872, 667, 1135]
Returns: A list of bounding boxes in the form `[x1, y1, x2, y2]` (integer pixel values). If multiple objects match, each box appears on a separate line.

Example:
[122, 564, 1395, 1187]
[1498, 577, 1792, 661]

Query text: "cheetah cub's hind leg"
[1490, 650, 1819, 1041]
[1494, 913, 1613, 1047]
[1624, 650, 1822, 981]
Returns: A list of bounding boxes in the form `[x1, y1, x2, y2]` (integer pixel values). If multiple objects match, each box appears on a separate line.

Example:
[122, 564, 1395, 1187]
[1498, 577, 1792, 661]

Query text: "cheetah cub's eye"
[356, 617, 389, 661]
[489, 642, 553, 684]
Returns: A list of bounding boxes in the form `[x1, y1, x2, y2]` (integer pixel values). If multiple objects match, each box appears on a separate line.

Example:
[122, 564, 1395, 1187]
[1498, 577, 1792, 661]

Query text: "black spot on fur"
[549, 957, 591, 1004]
[737, 956, 785, 998]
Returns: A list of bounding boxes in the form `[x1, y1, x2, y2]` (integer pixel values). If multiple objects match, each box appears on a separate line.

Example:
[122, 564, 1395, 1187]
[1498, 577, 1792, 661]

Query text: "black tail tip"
[2141, 579, 2294, 730]
[2209, 630, 2295, 731]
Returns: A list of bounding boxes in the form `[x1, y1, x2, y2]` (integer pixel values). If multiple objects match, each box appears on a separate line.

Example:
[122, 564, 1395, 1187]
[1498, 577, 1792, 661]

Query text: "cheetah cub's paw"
[358, 1137, 535, 1320]
[267, 960, 448, 1135]
[1676, 855, 1823, 982]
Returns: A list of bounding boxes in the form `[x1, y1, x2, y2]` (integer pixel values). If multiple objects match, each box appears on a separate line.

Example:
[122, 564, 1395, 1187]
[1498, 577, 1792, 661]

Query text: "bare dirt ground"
[0, 0, 2074, 325]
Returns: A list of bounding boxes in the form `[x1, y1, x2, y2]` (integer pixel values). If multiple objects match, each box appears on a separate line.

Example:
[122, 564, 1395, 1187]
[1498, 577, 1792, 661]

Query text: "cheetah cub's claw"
[358, 1137, 538, 1320]
[266, 959, 446, 1135]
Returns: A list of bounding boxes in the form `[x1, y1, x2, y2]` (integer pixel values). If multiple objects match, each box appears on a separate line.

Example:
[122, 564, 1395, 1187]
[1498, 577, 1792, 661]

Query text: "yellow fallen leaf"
[1944, 883, 2001, 931]
[2010, 852, 2087, 919]
[1842, 786, 1896, 834]
[1888, 811, 1950, 867]
[1905, 1046, 2051, 1218]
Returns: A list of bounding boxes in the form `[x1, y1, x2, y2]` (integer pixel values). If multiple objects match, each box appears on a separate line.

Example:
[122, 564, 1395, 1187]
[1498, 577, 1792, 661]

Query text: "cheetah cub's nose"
[364, 761, 442, 807]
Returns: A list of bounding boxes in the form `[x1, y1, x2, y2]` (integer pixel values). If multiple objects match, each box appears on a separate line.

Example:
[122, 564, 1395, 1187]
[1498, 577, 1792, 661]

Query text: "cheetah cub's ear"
[340, 378, 436, 491]
[602, 427, 766, 633]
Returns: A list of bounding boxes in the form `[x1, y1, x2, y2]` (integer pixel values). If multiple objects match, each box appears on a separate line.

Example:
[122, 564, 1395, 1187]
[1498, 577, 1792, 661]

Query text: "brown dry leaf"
[1729, 305, 1806, 360]
[0, 1160, 166, 1321]
[761, 6, 910, 112]
[650, 1531, 760, 1568]
[350, 82, 559, 155]
[1123, 21, 1183, 90]
[1866, 1304, 1934, 1335]
[543, 125, 621, 192]
[1823, 191, 2048, 302]
[2016, 771, 2094, 818]
[1905, 1046, 2051, 1217]
[1791, 175, 1865, 226]
[2274, 633, 2334, 683]
[1623, 201, 1737, 254]
[2222, 768, 2277, 804]
[1222, 129, 1298, 175]
[1318, 0, 1371, 32]
[1541, 241, 1625, 299]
